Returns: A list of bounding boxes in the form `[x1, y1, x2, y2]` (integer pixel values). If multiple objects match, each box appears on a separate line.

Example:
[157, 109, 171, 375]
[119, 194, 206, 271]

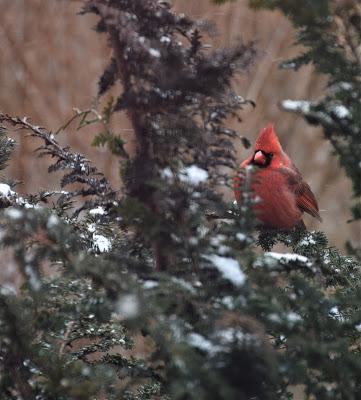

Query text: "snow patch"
[221, 296, 235, 309]
[143, 280, 159, 289]
[162, 166, 209, 186]
[236, 233, 247, 242]
[323, 252, 331, 265]
[160, 36, 171, 44]
[299, 235, 316, 246]
[197, 225, 209, 238]
[210, 234, 230, 255]
[149, 48, 161, 58]
[286, 312, 302, 325]
[89, 207, 106, 216]
[216, 328, 257, 346]
[87, 223, 96, 233]
[93, 234, 111, 253]
[282, 99, 311, 113]
[338, 82, 353, 90]
[4, 208, 23, 220]
[47, 214, 59, 229]
[161, 167, 173, 180]
[22, 201, 39, 209]
[329, 306, 343, 322]
[25, 265, 41, 291]
[0, 183, 14, 197]
[265, 252, 309, 263]
[0, 283, 17, 295]
[179, 165, 208, 185]
[333, 105, 350, 119]
[268, 313, 281, 323]
[187, 333, 219, 354]
[116, 294, 140, 319]
[282, 61, 296, 69]
[203, 254, 246, 286]
[171, 277, 196, 294]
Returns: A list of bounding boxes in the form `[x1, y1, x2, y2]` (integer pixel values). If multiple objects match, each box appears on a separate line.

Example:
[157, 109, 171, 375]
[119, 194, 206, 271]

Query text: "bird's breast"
[251, 169, 302, 230]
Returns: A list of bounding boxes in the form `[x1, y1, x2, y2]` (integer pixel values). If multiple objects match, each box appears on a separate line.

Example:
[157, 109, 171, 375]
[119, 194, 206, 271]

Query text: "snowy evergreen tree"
[0, 1, 360, 399]
[249, 0, 361, 225]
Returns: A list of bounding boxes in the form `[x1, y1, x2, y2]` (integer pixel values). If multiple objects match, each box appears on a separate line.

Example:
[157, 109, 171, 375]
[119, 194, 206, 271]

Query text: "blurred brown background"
[0, 0, 359, 249]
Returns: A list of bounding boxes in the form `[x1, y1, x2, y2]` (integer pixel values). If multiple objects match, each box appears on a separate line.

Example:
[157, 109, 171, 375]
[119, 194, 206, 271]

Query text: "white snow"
[87, 223, 96, 233]
[216, 328, 257, 346]
[179, 165, 209, 185]
[143, 280, 159, 289]
[265, 252, 309, 263]
[210, 234, 230, 255]
[171, 277, 196, 293]
[189, 328, 259, 354]
[22, 201, 39, 209]
[161, 167, 173, 180]
[221, 296, 235, 309]
[81, 366, 91, 377]
[188, 237, 199, 246]
[4, 208, 23, 220]
[338, 82, 353, 90]
[217, 328, 240, 343]
[283, 62, 296, 69]
[0, 283, 17, 295]
[187, 333, 219, 354]
[47, 214, 59, 229]
[203, 254, 246, 286]
[268, 313, 282, 323]
[333, 105, 350, 118]
[329, 306, 343, 322]
[116, 294, 140, 319]
[281, 99, 311, 113]
[25, 265, 41, 291]
[210, 234, 226, 246]
[197, 225, 209, 238]
[160, 36, 171, 44]
[286, 312, 302, 325]
[323, 252, 331, 265]
[149, 48, 161, 58]
[168, 316, 184, 341]
[236, 233, 247, 242]
[89, 206, 106, 216]
[299, 235, 316, 246]
[162, 165, 209, 185]
[0, 183, 14, 197]
[93, 234, 111, 253]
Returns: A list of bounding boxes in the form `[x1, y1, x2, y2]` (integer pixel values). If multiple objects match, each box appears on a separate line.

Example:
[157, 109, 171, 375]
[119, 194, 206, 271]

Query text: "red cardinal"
[234, 123, 322, 230]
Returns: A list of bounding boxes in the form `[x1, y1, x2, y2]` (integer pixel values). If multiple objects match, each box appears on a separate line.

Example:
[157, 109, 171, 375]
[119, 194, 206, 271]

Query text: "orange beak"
[253, 150, 266, 166]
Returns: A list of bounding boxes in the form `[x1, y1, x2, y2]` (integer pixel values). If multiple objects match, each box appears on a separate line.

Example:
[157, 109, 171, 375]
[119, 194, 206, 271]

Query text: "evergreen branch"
[0, 112, 116, 212]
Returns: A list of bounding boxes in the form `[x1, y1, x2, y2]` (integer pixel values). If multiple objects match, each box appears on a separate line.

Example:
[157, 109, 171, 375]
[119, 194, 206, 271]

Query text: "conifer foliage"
[250, 0, 361, 222]
[0, 1, 360, 399]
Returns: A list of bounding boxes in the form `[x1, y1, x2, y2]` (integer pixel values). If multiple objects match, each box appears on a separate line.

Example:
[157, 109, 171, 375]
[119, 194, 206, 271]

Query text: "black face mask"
[251, 150, 273, 168]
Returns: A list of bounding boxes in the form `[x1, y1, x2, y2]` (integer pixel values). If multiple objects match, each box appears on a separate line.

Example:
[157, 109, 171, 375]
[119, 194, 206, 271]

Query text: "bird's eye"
[269, 153, 274, 158]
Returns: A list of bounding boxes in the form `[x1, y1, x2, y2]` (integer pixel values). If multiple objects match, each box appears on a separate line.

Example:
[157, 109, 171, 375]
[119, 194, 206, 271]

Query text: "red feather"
[234, 123, 321, 229]
[279, 166, 322, 221]
[295, 182, 322, 221]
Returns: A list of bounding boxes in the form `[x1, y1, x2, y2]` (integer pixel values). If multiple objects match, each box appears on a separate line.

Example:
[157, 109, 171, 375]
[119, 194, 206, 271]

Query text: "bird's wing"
[295, 181, 322, 221]
[280, 167, 322, 222]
